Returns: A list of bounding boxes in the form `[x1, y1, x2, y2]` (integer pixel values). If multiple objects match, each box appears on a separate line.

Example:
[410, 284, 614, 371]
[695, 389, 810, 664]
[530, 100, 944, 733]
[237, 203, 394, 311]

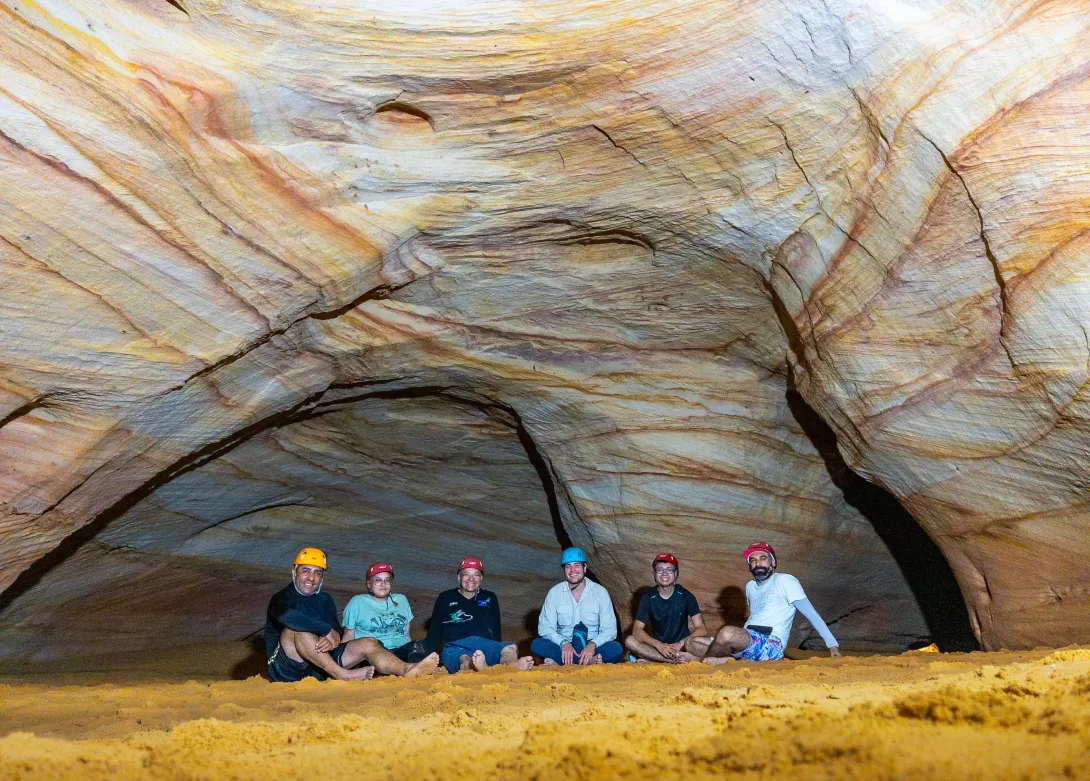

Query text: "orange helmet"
[293, 547, 328, 570]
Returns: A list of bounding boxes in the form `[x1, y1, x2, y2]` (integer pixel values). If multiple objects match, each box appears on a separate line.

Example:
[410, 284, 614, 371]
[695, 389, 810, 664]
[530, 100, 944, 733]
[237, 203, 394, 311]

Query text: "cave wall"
[1, 0, 1087, 653]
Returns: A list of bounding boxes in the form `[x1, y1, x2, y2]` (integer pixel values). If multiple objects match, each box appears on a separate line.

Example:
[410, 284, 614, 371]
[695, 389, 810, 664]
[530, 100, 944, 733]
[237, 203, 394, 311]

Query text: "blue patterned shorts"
[735, 628, 784, 662]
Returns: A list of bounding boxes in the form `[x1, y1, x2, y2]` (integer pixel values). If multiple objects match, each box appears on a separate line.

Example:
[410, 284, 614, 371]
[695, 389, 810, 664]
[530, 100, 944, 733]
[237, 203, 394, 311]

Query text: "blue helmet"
[561, 547, 587, 565]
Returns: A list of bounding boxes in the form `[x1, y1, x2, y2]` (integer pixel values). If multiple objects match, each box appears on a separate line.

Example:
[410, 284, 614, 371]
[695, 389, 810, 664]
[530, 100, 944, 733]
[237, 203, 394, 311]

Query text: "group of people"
[265, 540, 842, 683]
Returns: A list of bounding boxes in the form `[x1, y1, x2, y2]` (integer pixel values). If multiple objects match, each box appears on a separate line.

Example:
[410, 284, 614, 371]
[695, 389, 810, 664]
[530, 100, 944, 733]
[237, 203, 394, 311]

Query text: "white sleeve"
[588, 587, 618, 646]
[537, 588, 566, 646]
[778, 574, 807, 603]
[793, 598, 839, 649]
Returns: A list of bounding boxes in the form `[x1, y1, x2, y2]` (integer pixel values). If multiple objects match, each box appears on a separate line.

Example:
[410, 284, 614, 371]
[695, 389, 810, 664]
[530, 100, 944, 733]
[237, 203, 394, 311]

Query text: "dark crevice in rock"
[176, 277, 416, 392]
[373, 102, 435, 130]
[785, 389, 979, 652]
[0, 396, 49, 432]
[921, 132, 1017, 372]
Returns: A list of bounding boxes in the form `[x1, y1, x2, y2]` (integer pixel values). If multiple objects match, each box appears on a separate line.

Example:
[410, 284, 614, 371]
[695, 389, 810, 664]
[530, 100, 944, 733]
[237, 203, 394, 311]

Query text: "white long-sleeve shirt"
[537, 578, 618, 647]
[745, 572, 838, 648]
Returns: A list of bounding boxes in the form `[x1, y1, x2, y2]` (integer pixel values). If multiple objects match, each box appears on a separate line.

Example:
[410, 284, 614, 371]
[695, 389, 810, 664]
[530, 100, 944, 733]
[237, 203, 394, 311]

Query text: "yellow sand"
[2, 647, 1089, 780]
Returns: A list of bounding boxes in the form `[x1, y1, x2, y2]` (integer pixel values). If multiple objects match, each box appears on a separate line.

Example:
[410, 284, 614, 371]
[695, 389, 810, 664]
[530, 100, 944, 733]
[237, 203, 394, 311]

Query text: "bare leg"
[625, 635, 672, 663]
[677, 634, 710, 663]
[684, 635, 713, 657]
[282, 629, 374, 681]
[701, 626, 751, 664]
[543, 658, 559, 666]
[499, 644, 535, 671]
[341, 637, 440, 678]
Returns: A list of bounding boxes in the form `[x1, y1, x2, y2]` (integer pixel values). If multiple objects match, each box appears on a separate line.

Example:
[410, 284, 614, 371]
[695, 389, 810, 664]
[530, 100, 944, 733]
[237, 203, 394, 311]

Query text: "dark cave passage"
[786, 390, 978, 652]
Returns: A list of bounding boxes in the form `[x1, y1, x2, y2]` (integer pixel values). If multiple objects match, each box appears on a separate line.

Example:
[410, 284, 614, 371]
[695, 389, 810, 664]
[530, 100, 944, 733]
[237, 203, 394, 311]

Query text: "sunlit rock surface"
[0, 0, 1087, 655]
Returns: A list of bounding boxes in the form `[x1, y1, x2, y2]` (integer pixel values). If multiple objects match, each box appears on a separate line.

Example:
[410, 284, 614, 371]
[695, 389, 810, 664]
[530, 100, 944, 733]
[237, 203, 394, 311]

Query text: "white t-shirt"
[745, 572, 807, 644]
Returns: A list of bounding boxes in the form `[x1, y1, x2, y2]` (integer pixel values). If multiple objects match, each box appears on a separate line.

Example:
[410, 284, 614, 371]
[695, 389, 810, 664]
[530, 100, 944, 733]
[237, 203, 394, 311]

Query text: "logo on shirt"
[367, 615, 408, 635]
[443, 609, 474, 625]
[476, 596, 491, 607]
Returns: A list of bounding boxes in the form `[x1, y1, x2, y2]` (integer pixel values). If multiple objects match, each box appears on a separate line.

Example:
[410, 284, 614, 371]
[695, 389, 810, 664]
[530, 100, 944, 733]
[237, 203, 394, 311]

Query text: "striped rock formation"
[0, 0, 1087, 661]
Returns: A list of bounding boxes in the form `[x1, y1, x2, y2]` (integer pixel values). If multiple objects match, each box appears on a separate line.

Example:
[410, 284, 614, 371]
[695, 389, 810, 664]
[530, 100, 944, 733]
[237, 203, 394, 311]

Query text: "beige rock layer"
[0, 0, 1085, 653]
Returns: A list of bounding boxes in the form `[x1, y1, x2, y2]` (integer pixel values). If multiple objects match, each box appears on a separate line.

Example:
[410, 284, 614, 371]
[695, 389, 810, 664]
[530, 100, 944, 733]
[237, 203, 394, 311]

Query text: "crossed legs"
[684, 625, 752, 665]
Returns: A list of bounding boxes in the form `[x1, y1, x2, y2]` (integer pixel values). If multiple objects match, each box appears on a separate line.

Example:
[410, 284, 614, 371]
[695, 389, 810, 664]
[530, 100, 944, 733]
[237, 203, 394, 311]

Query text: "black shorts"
[267, 642, 348, 683]
[389, 640, 429, 664]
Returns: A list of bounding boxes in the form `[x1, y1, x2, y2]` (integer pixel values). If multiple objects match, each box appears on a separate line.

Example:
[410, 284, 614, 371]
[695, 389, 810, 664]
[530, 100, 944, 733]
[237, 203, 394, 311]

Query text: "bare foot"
[458, 654, 473, 672]
[350, 665, 376, 680]
[702, 656, 734, 666]
[634, 658, 653, 664]
[405, 652, 440, 678]
[592, 654, 603, 665]
[514, 656, 535, 671]
[677, 652, 700, 663]
[543, 658, 559, 666]
[471, 649, 488, 672]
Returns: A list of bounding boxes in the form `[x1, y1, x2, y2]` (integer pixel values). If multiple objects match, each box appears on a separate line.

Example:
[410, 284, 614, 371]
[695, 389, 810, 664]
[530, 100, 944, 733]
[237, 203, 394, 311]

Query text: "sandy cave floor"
[1, 647, 1089, 780]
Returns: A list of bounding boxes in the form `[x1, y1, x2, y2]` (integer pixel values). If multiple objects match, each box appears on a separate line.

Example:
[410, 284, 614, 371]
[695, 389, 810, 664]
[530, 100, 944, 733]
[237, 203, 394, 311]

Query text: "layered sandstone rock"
[0, 0, 1086, 657]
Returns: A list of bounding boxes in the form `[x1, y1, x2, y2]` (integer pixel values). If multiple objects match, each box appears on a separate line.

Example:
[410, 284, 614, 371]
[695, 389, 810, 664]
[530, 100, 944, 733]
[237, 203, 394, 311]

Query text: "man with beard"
[424, 556, 535, 673]
[265, 548, 440, 682]
[690, 542, 843, 664]
[624, 553, 709, 663]
[532, 547, 624, 665]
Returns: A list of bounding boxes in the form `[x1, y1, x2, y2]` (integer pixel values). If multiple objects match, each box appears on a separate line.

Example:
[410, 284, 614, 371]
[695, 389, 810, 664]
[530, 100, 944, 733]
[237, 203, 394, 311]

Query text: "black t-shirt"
[634, 584, 701, 643]
[425, 588, 502, 651]
[264, 583, 339, 661]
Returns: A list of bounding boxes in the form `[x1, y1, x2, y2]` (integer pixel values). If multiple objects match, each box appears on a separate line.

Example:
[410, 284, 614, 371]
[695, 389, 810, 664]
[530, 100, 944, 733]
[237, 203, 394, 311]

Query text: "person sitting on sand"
[687, 542, 843, 664]
[265, 547, 440, 682]
[342, 562, 428, 664]
[531, 547, 625, 665]
[424, 556, 534, 673]
[624, 553, 709, 663]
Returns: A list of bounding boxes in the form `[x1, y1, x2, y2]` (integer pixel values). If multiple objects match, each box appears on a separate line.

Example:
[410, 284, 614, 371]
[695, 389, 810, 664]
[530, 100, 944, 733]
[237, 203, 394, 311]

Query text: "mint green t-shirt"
[342, 593, 414, 649]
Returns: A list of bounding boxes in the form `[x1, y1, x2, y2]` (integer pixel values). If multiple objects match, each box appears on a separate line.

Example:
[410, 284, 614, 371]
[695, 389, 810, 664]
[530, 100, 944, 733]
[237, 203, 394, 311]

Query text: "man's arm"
[687, 612, 709, 639]
[587, 587, 618, 646]
[268, 594, 334, 637]
[792, 598, 841, 655]
[537, 589, 567, 645]
[630, 619, 660, 647]
[424, 595, 445, 652]
[488, 593, 502, 640]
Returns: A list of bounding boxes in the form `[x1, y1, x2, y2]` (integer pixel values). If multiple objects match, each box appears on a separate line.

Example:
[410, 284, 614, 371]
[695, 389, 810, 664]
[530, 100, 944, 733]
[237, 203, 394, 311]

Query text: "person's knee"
[624, 635, 638, 651]
[353, 636, 381, 653]
[289, 631, 322, 660]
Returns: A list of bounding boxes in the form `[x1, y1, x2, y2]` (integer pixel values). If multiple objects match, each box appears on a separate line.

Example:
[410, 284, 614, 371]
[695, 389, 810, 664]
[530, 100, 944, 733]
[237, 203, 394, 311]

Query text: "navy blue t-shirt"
[264, 584, 338, 660]
[425, 588, 502, 651]
[634, 584, 701, 643]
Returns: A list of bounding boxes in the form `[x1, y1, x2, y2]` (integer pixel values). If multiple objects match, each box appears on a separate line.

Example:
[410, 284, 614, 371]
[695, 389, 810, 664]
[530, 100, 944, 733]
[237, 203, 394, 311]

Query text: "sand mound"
[2, 648, 1089, 780]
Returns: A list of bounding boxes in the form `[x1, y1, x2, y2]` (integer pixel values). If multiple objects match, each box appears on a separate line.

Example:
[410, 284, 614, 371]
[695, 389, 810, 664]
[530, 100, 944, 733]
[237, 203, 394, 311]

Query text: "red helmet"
[366, 562, 394, 581]
[743, 541, 776, 563]
[652, 552, 679, 569]
[458, 556, 484, 573]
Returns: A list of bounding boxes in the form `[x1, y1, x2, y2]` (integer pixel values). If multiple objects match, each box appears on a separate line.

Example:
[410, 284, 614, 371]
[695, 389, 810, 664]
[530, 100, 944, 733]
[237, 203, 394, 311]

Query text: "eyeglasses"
[654, 567, 677, 574]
